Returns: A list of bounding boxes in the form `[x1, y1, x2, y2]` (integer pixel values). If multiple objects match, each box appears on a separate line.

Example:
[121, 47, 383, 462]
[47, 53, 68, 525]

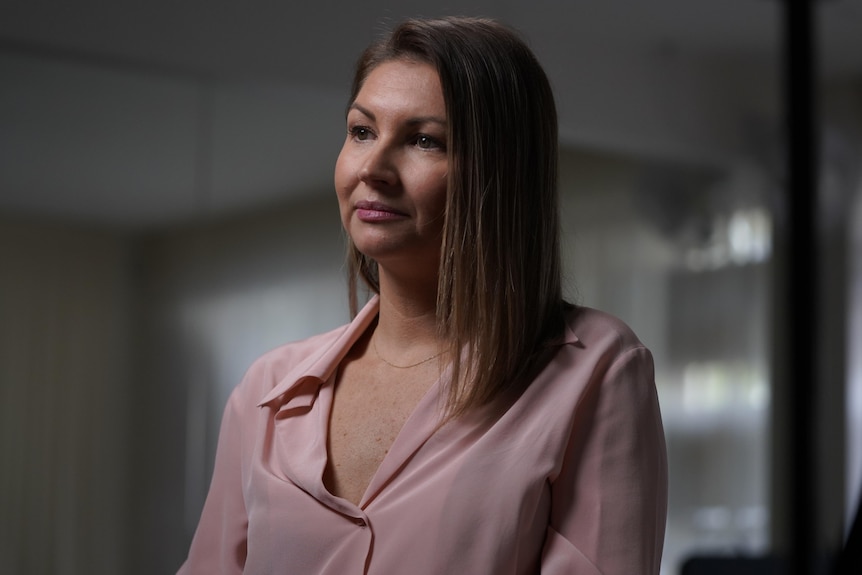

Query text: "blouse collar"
[256, 296, 581, 409]
[256, 295, 380, 408]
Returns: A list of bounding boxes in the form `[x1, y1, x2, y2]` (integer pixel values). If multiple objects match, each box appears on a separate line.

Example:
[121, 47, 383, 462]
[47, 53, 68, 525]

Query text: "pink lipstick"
[354, 200, 408, 222]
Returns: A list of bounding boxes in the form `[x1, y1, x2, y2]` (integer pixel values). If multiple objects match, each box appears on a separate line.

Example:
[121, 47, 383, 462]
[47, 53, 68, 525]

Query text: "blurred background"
[0, 1, 860, 573]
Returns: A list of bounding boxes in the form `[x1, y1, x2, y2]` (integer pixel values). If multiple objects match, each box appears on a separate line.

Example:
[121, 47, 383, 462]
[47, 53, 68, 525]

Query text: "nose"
[358, 141, 398, 188]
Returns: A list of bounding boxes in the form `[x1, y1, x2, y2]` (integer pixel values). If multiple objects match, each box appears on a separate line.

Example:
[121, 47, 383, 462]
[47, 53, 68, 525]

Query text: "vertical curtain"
[0, 217, 130, 575]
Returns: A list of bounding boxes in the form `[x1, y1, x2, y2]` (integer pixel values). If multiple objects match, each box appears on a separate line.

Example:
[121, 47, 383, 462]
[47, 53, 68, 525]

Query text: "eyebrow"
[348, 102, 446, 127]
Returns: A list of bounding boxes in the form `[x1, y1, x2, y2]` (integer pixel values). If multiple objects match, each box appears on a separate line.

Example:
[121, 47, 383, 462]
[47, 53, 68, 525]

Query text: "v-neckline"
[318, 349, 449, 511]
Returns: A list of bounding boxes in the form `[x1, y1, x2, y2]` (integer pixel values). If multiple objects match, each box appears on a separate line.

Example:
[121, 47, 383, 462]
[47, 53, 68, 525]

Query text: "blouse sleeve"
[177, 390, 248, 575]
[541, 346, 668, 575]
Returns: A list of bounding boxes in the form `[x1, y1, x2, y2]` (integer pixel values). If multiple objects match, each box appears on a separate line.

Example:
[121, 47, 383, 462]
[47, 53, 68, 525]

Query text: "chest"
[323, 359, 439, 506]
[245, 367, 569, 575]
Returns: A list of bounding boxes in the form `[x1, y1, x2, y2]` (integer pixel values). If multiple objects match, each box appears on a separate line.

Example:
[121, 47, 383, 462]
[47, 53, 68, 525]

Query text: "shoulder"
[511, 306, 656, 447]
[565, 305, 647, 356]
[556, 305, 655, 394]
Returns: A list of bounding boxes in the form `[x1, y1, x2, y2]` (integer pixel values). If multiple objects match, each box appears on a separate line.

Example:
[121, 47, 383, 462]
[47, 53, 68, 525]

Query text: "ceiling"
[1, 0, 861, 230]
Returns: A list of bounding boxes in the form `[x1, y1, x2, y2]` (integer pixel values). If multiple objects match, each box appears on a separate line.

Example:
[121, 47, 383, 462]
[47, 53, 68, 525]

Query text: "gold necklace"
[372, 337, 445, 369]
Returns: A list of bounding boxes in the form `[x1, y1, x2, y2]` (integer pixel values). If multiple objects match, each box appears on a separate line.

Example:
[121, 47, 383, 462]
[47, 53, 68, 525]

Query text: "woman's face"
[335, 59, 448, 279]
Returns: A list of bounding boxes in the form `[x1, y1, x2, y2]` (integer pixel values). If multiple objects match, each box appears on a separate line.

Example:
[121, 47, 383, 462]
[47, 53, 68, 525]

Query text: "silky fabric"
[178, 296, 668, 574]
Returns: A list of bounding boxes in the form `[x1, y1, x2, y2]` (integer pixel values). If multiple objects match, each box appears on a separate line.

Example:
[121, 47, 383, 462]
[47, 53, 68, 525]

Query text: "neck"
[373, 268, 443, 357]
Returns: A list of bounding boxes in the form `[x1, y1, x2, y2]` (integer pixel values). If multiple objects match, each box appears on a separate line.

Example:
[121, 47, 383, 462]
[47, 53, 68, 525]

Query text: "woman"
[179, 16, 667, 575]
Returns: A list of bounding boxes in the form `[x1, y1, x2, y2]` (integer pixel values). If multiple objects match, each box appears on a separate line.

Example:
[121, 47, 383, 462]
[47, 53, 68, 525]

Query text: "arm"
[541, 346, 668, 575]
[177, 390, 248, 575]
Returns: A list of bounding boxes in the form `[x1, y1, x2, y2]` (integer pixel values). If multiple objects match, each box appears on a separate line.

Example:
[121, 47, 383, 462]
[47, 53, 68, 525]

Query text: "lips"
[354, 200, 409, 222]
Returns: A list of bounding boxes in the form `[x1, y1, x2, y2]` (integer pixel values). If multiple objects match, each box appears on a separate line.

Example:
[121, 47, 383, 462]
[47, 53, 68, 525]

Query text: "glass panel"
[819, 0, 862, 551]
[559, 147, 774, 573]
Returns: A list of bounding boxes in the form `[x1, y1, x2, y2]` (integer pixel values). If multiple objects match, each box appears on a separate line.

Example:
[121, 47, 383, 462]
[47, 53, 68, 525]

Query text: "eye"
[414, 134, 444, 151]
[348, 125, 374, 141]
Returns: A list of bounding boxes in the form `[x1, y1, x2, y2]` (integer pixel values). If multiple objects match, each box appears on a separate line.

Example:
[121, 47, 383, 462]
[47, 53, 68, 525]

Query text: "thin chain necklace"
[372, 336, 445, 369]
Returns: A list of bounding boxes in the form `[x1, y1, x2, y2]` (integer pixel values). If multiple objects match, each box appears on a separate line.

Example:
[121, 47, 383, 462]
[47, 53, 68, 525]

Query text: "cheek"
[334, 150, 354, 210]
[333, 148, 348, 195]
[423, 172, 449, 220]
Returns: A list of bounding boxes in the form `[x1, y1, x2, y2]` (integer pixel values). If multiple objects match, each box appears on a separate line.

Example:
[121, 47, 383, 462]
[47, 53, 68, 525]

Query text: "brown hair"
[345, 16, 566, 418]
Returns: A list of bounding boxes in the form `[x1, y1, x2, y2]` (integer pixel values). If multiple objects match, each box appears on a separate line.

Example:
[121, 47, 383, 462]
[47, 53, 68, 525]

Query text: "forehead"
[353, 60, 445, 117]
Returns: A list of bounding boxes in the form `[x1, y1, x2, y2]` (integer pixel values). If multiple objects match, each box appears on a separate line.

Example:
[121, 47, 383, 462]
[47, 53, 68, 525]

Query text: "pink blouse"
[177, 297, 667, 574]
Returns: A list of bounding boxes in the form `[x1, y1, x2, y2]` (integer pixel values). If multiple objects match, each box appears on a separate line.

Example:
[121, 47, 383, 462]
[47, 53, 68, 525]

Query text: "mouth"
[354, 200, 409, 222]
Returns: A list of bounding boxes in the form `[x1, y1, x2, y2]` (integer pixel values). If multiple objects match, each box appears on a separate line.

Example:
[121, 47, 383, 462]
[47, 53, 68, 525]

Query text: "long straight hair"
[346, 17, 566, 418]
